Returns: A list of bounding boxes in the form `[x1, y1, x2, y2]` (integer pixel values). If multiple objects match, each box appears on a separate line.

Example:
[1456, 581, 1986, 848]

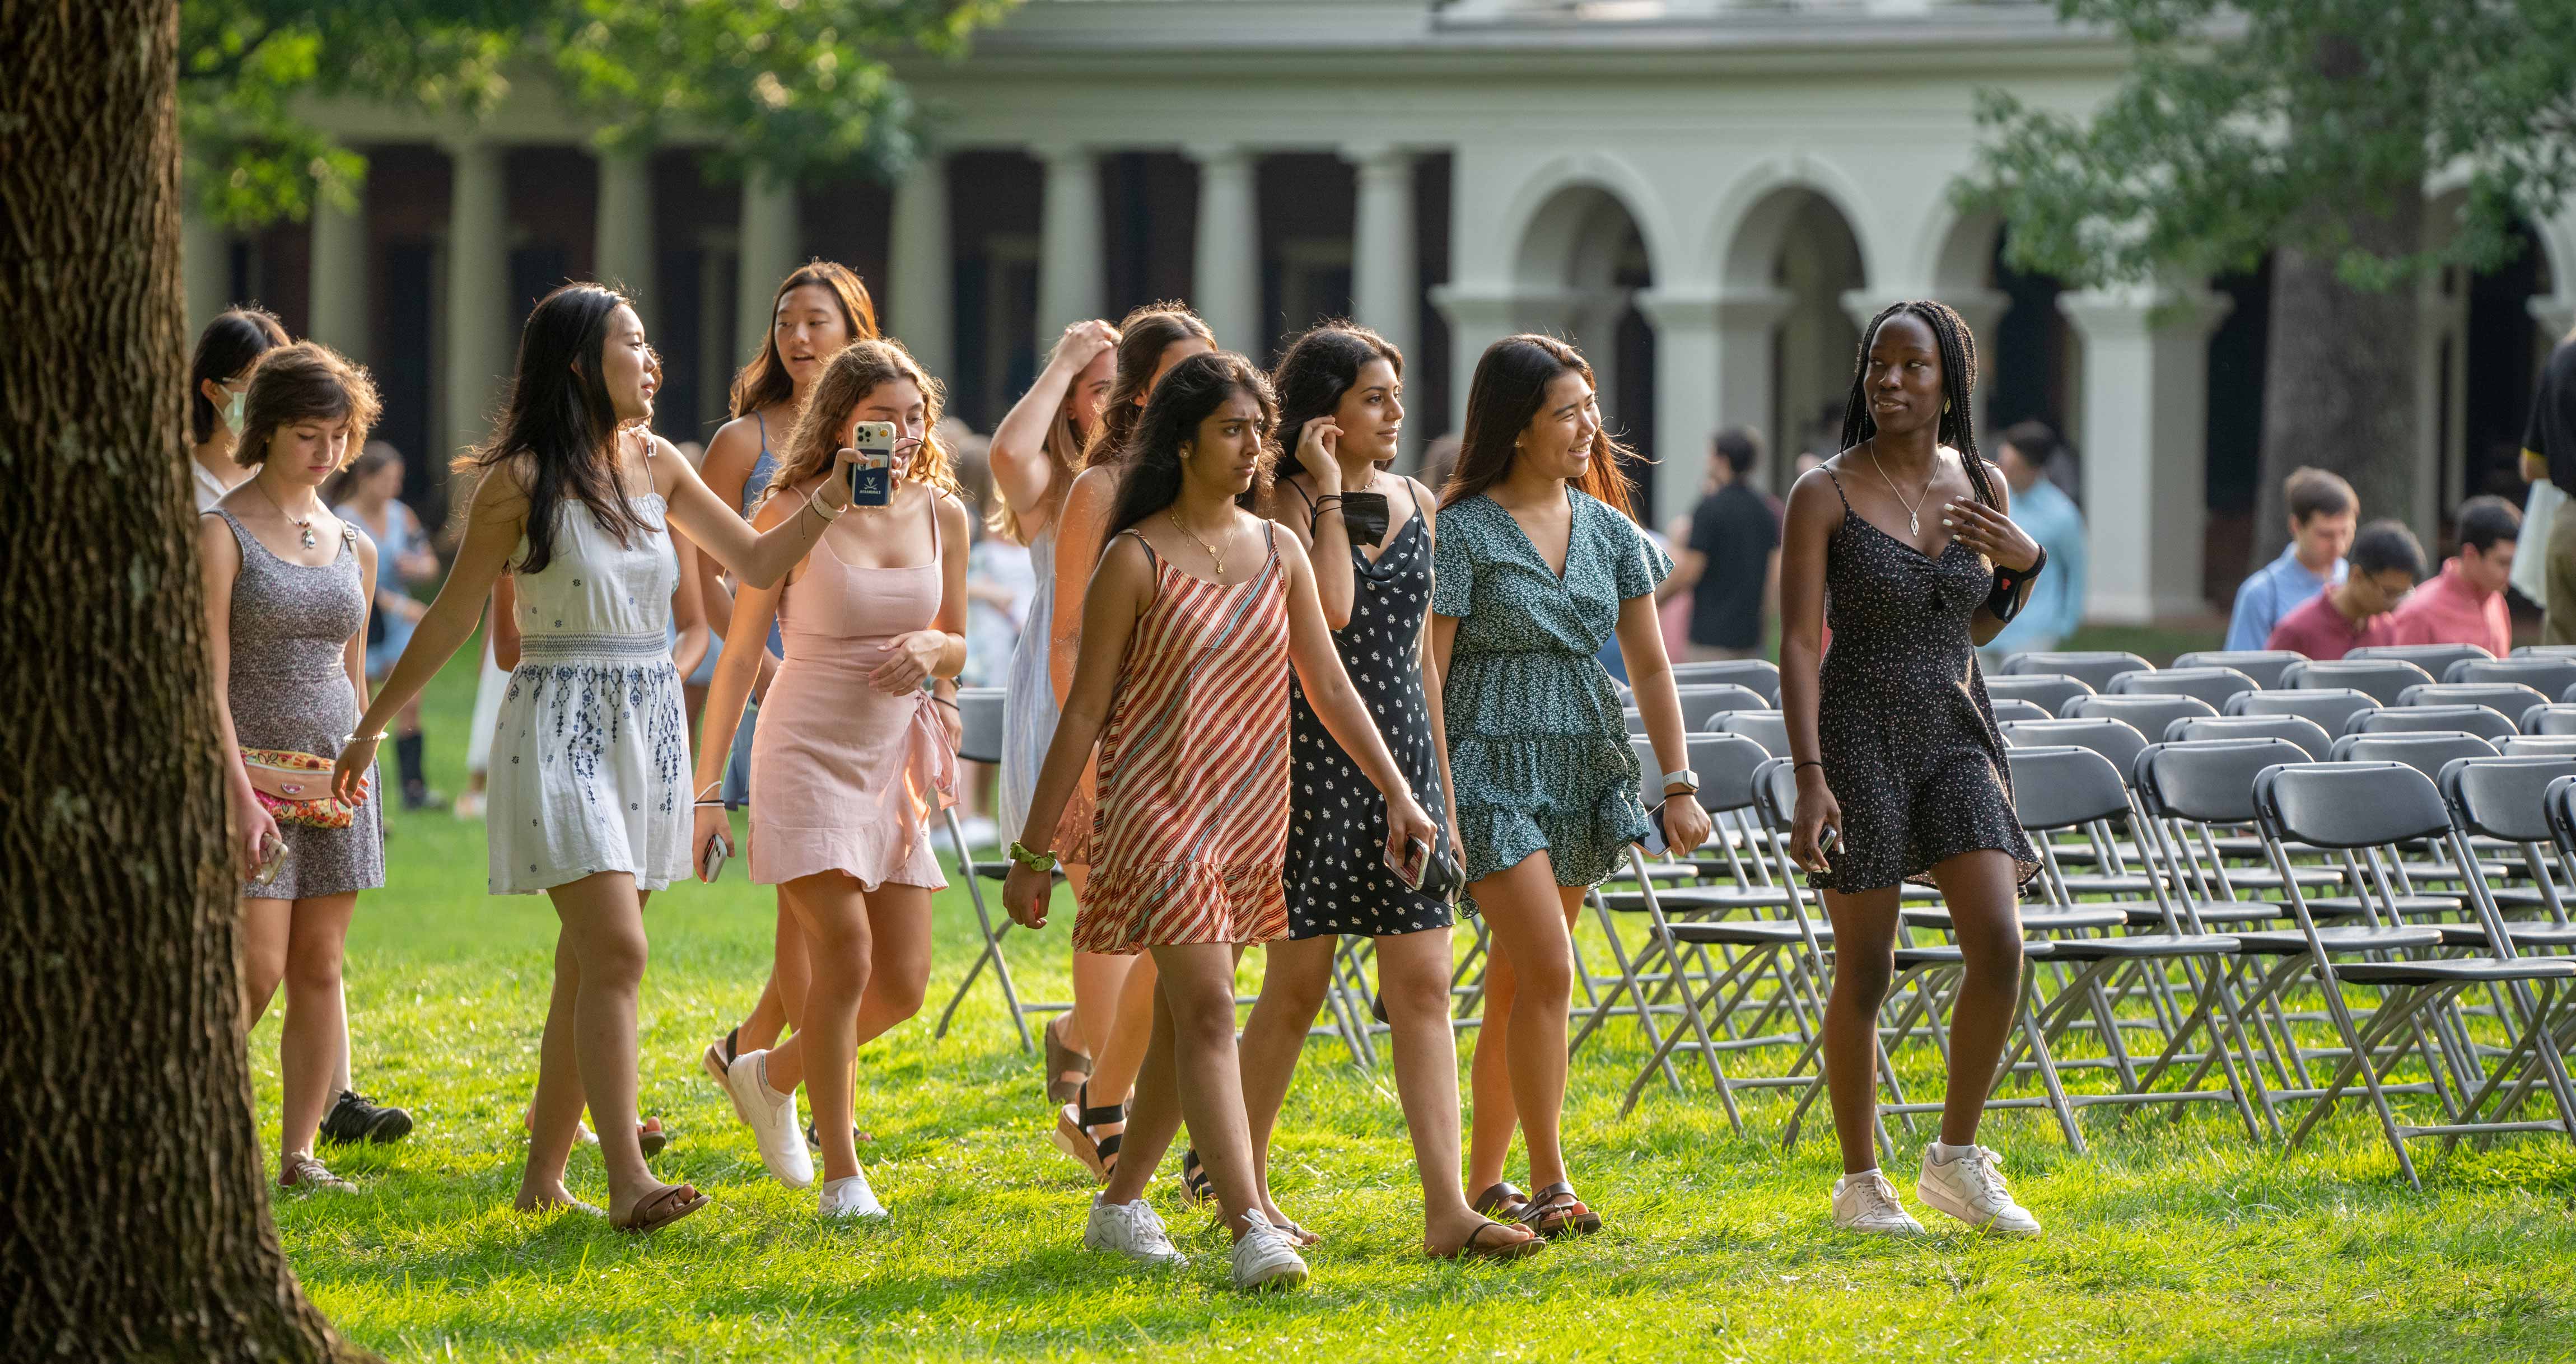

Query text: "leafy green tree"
[181, 0, 1018, 227]
[1961, 0, 2576, 567]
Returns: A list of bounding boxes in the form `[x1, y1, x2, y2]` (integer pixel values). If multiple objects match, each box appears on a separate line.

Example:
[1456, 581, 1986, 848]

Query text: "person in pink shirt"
[2384, 495, 2518, 658]
[2267, 518, 2426, 661]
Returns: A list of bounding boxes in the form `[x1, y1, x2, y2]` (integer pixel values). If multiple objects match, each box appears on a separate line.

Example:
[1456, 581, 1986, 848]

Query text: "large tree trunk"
[1, 3, 372, 1360]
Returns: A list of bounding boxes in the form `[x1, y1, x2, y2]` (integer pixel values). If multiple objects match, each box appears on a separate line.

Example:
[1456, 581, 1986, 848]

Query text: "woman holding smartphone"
[1002, 351, 1439, 1291]
[333, 283, 862, 1233]
[691, 339, 968, 1217]
[1432, 334, 1711, 1240]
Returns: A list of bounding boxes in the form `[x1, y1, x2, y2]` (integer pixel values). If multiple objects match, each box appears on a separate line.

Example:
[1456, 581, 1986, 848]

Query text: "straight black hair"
[189, 306, 290, 443]
[2350, 517, 2426, 580]
[467, 283, 652, 576]
[2456, 494, 2522, 554]
[1838, 300, 1998, 512]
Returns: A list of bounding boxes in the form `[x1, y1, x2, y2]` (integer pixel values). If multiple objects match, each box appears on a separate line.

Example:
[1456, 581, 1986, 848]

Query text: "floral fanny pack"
[242, 749, 361, 829]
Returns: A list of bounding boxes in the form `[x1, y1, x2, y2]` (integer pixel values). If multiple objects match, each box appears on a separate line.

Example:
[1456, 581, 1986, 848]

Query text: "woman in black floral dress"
[1779, 301, 2047, 1241]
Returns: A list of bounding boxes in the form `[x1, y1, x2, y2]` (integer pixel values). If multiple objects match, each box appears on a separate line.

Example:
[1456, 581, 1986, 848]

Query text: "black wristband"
[1985, 545, 2049, 623]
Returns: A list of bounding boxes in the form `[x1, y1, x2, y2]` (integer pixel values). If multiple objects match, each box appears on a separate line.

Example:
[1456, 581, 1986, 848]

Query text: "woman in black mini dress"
[1226, 325, 1539, 1262]
[1780, 301, 2048, 1240]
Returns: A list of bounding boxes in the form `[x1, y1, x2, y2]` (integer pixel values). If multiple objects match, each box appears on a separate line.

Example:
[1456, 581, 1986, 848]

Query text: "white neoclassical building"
[185, 0, 2576, 622]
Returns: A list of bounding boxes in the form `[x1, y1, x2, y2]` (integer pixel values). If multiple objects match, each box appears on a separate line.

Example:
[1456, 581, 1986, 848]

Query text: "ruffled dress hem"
[1071, 859, 1287, 955]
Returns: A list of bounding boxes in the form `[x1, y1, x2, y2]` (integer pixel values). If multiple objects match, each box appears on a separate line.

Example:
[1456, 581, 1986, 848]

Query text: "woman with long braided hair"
[1777, 300, 2049, 1240]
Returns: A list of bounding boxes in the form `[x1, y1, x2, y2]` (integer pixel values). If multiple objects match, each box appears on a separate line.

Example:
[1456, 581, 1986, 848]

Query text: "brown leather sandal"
[1520, 1181, 1602, 1239]
[1043, 1013, 1093, 1106]
[1471, 1181, 1532, 1221]
[613, 1183, 710, 1235]
[1433, 1219, 1544, 1261]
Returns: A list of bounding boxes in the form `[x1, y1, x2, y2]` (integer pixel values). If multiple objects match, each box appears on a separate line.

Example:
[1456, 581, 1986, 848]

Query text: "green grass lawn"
[260, 638, 2576, 1362]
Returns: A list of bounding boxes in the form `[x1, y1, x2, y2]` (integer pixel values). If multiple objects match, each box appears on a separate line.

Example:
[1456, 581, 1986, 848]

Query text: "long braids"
[1836, 299, 1998, 513]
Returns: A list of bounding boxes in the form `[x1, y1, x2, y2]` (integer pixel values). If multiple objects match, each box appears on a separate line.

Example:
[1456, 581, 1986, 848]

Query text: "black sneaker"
[319, 1089, 414, 1145]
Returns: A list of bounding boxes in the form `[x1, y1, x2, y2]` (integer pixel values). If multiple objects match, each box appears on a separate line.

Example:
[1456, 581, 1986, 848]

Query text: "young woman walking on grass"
[1003, 352, 1439, 1291]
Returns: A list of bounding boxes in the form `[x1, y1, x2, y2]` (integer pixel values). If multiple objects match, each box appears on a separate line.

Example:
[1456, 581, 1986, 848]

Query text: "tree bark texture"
[1, 3, 371, 1360]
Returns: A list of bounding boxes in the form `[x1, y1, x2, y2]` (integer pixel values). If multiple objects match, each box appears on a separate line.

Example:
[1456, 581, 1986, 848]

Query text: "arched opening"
[1514, 183, 1655, 503]
[1722, 186, 1863, 489]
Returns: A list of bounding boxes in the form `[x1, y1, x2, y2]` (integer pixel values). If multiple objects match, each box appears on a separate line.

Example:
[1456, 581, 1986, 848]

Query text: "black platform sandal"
[1050, 1082, 1124, 1183]
[1178, 1148, 1215, 1204]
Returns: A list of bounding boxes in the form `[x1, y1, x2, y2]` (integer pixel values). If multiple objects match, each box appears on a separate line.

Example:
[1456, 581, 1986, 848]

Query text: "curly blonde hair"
[762, 339, 962, 511]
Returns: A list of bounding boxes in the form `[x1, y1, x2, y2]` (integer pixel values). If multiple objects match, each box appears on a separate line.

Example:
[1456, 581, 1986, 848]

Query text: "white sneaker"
[1230, 1212, 1309, 1292]
[819, 1170, 887, 1219]
[726, 1050, 813, 1189]
[1830, 1170, 1924, 1236]
[1917, 1143, 2042, 1236]
[1084, 1197, 1187, 1267]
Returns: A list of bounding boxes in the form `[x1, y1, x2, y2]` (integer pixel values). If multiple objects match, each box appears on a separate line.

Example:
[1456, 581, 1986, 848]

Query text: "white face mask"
[220, 389, 248, 437]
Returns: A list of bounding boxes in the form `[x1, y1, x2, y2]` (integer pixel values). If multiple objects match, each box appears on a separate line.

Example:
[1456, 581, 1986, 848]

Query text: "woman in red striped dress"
[1005, 351, 1438, 1291]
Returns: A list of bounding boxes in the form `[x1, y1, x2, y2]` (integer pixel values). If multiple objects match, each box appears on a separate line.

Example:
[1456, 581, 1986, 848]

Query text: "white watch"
[1660, 768, 1700, 796]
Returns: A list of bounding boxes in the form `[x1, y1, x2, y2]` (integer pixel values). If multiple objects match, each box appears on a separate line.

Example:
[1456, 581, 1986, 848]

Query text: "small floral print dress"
[1433, 488, 1668, 903]
[486, 463, 690, 895]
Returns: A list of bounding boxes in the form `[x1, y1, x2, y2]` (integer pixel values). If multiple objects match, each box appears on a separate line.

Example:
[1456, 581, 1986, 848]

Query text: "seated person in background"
[2266, 518, 2425, 661]
[2384, 494, 2518, 659]
[1980, 421, 2088, 666]
[2227, 465, 2356, 651]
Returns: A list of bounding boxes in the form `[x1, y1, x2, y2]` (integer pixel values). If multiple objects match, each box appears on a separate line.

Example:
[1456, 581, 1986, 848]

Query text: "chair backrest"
[1668, 658, 1781, 704]
[1998, 717, 2148, 777]
[2547, 774, 2576, 855]
[2004, 745, 2132, 830]
[2135, 737, 2311, 825]
[2255, 761, 2453, 849]
[2163, 712, 2336, 762]
[1624, 707, 1647, 736]
[2348, 642, 2494, 678]
[1984, 672, 2094, 714]
[1987, 697, 2052, 723]
[2227, 686, 2379, 735]
[1752, 755, 1800, 833]
[2439, 755, 2576, 844]
[2106, 666, 2258, 712]
[2172, 650, 2303, 689]
[958, 687, 1008, 764]
[2515, 644, 2576, 658]
[2524, 703, 2576, 736]
[2447, 656, 2576, 697]
[2345, 704, 2516, 742]
[1715, 709, 1790, 755]
[2396, 681, 2550, 719]
[2003, 650, 2154, 692]
[2501, 735, 2576, 757]
[2279, 657, 2435, 706]
[1631, 732, 1772, 821]
[1674, 683, 1771, 730]
[2329, 730, 2499, 780]
[2061, 692, 2218, 737]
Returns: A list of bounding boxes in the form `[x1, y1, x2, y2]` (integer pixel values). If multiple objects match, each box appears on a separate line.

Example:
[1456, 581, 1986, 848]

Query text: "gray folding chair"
[2064, 692, 2219, 736]
[2165, 713, 2336, 763]
[2346, 704, 2517, 743]
[2004, 650, 2155, 692]
[2448, 655, 2576, 698]
[2173, 650, 2304, 690]
[2108, 666, 2259, 713]
[2502, 735, 2576, 757]
[1995, 717, 2161, 911]
[2253, 762, 2576, 1186]
[1989, 697, 2052, 723]
[2514, 644, 2576, 658]
[2435, 756, 2576, 943]
[2281, 657, 2436, 707]
[2397, 681, 2550, 722]
[2349, 642, 2495, 680]
[1986, 672, 2094, 715]
[2228, 686, 2379, 736]
[1675, 683, 1771, 730]
[1670, 658, 1781, 704]
[1715, 709, 1789, 755]
[2523, 703, 2576, 735]
[933, 687, 1056, 1052]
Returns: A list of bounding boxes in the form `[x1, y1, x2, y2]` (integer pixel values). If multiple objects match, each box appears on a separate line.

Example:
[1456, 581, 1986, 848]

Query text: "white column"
[443, 138, 510, 463]
[2059, 284, 2232, 624]
[1634, 288, 1724, 521]
[1714, 287, 1793, 487]
[183, 202, 228, 338]
[307, 188, 369, 361]
[1567, 288, 1632, 436]
[595, 147, 656, 333]
[1188, 143, 1262, 354]
[1346, 144, 1418, 366]
[1429, 283, 1519, 441]
[1034, 143, 1104, 346]
[735, 169, 802, 363]
[889, 151, 954, 380]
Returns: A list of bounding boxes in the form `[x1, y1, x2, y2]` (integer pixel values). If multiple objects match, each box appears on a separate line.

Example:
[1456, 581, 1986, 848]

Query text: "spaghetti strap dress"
[748, 487, 956, 890]
[719, 414, 785, 809]
[997, 515, 1059, 840]
[1810, 466, 2037, 893]
[1283, 498, 1453, 938]
[1071, 525, 1291, 955]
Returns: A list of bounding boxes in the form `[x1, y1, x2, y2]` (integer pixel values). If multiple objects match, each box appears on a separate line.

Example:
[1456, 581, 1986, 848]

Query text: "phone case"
[849, 421, 896, 507]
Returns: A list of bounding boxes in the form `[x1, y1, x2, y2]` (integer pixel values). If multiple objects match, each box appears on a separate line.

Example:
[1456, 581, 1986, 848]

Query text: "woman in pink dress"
[692, 339, 969, 1218]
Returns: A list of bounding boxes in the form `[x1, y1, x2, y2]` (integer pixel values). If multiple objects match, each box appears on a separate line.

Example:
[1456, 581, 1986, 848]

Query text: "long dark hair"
[1085, 303, 1216, 470]
[189, 306, 290, 443]
[468, 283, 652, 575]
[1837, 300, 1998, 512]
[729, 260, 880, 418]
[1439, 334, 1637, 520]
[1270, 321, 1402, 485]
[1100, 351, 1276, 552]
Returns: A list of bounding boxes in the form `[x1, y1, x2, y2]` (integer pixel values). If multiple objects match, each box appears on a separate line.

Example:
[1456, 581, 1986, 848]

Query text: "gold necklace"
[256, 477, 322, 550]
[1866, 440, 1938, 537]
[1168, 508, 1226, 582]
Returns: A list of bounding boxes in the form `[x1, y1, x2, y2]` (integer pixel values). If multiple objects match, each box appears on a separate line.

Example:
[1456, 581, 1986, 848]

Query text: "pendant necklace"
[1868, 441, 1938, 537]
[1168, 509, 1226, 582]
[258, 479, 321, 549]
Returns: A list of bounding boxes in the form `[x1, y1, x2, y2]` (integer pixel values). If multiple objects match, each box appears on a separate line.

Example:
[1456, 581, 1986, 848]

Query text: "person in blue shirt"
[2224, 465, 2355, 652]
[1981, 422, 2088, 665]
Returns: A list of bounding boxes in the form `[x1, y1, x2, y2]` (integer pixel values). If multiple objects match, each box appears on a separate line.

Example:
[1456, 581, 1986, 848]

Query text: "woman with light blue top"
[1980, 422, 2089, 662]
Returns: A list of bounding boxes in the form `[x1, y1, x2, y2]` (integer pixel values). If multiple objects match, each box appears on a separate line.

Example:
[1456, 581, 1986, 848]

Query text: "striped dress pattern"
[1071, 526, 1292, 955]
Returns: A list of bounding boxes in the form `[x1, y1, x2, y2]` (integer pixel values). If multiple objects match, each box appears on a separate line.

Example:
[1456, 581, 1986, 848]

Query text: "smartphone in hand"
[700, 830, 732, 882]
[1384, 835, 1430, 890]
[849, 421, 897, 507]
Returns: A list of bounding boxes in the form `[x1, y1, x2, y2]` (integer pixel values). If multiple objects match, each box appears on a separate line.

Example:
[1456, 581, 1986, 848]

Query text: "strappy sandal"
[1043, 1014, 1094, 1106]
[1433, 1220, 1544, 1262]
[1520, 1181, 1602, 1239]
[701, 1026, 740, 1084]
[638, 1117, 669, 1159]
[1051, 1082, 1124, 1182]
[613, 1183, 710, 1235]
[1178, 1147, 1215, 1205]
[1471, 1181, 1532, 1221]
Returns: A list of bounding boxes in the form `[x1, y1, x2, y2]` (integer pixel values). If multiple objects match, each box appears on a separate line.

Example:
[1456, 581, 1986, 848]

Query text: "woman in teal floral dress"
[1430, 334, 1712, 1240]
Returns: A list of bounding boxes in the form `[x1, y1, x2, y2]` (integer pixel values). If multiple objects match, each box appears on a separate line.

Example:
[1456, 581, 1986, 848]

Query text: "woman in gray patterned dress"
[199, 342, 387, 1195]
